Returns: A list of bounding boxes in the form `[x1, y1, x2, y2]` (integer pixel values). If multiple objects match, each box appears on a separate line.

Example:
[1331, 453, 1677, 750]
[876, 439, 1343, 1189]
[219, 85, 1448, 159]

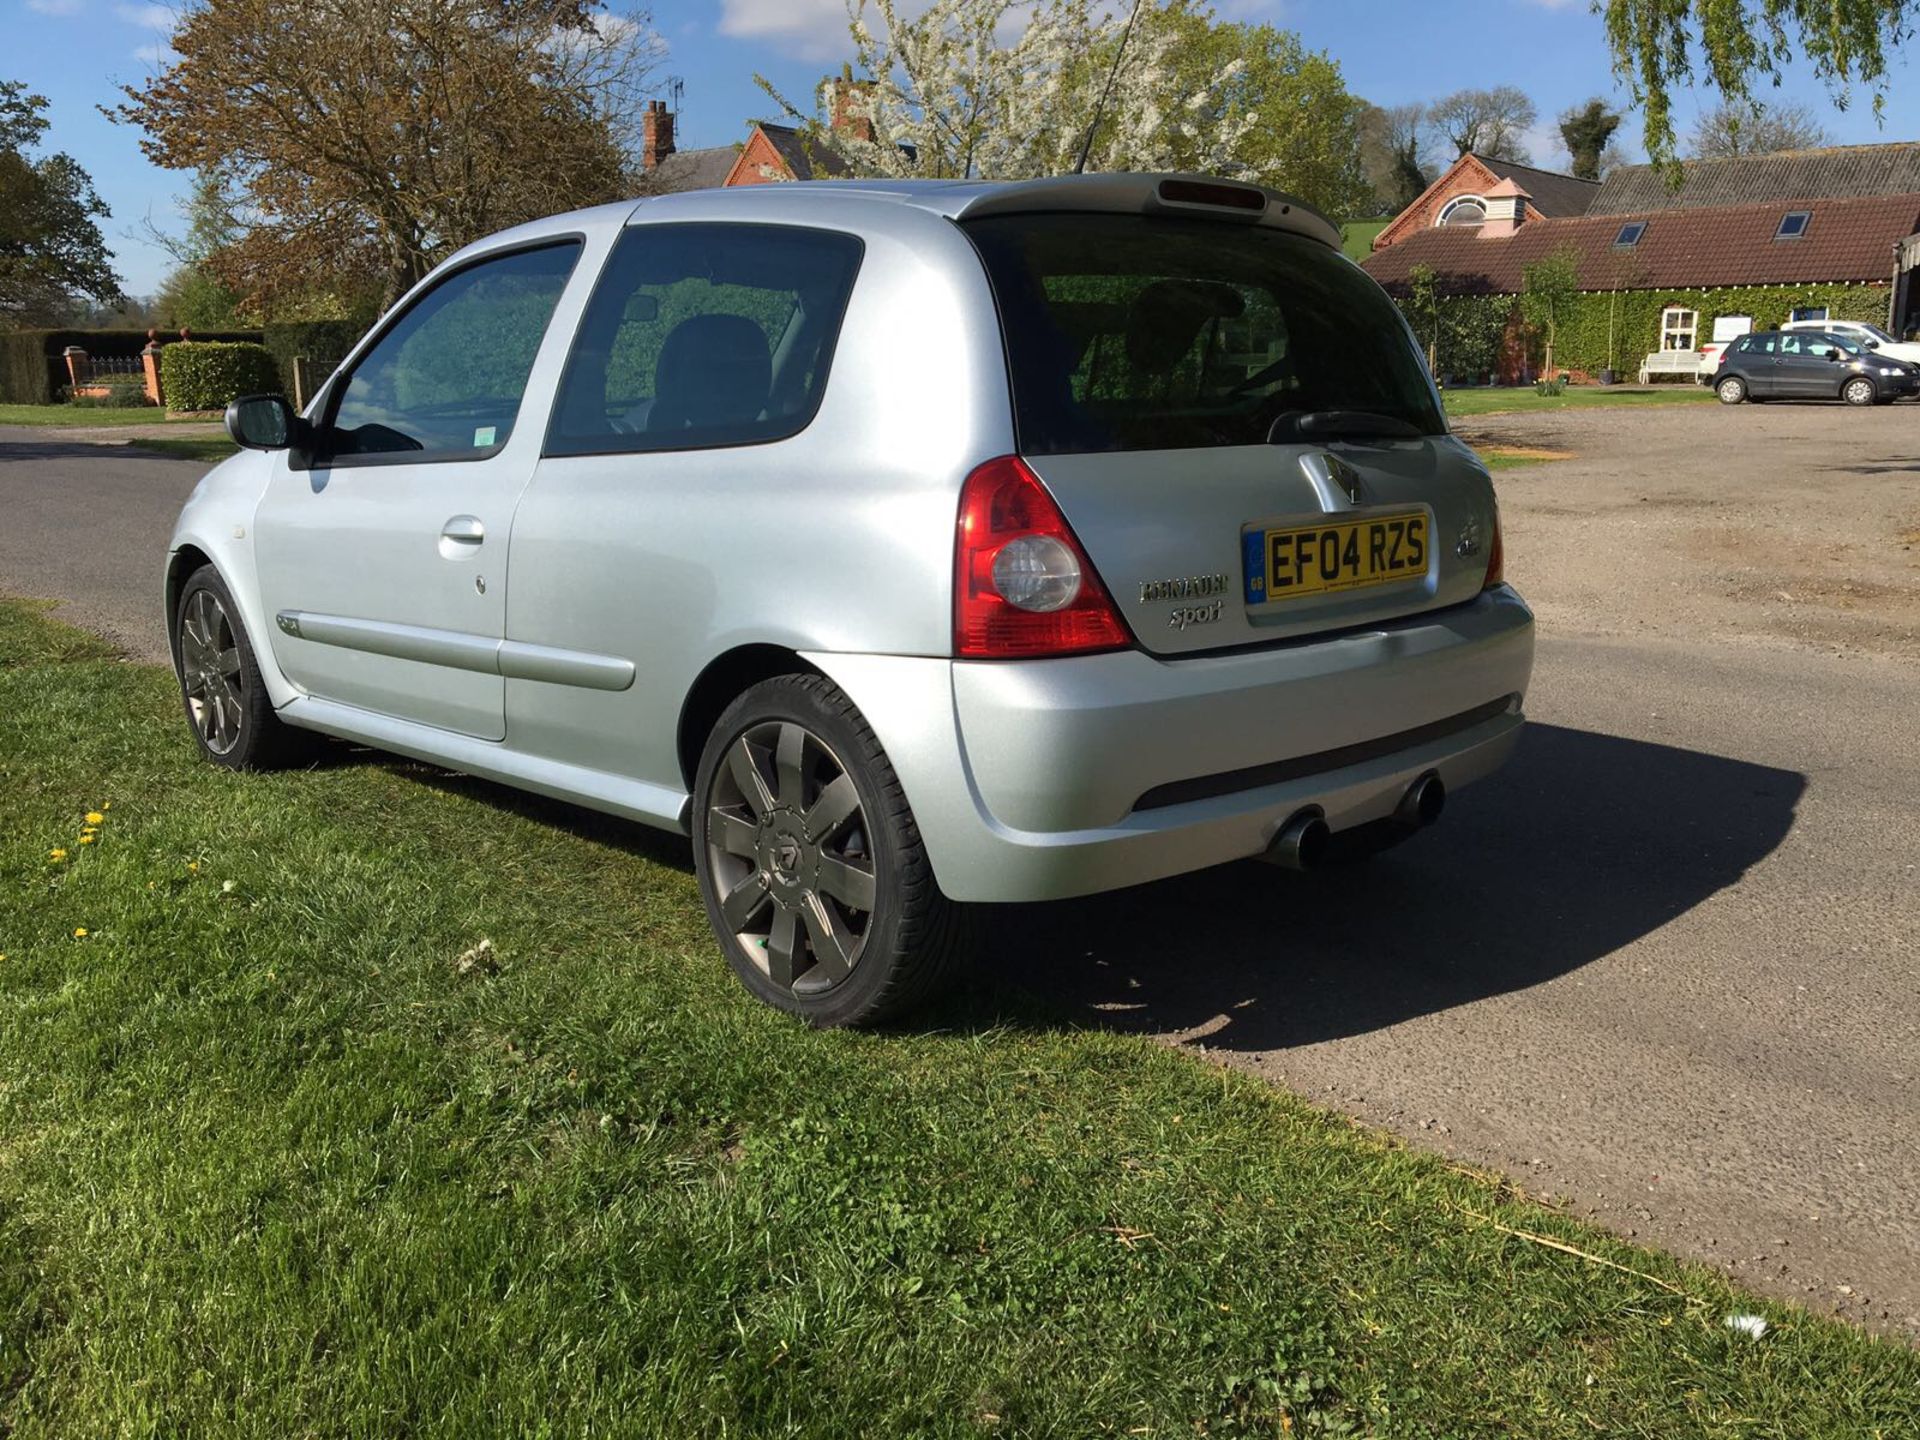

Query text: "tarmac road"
[2, 410, 1916, 1338]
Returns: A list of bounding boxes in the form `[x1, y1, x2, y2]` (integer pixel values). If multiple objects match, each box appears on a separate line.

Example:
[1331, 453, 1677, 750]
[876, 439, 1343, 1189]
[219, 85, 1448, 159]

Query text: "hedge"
[159, 341, 283, 413]
[1395, 282, 1892, 383]
[0, 328, 264, 404]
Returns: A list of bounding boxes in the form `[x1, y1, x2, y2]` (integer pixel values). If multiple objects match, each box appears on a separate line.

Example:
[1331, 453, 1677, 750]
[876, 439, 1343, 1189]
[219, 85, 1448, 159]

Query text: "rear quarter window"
[963, 213, 1444, 455]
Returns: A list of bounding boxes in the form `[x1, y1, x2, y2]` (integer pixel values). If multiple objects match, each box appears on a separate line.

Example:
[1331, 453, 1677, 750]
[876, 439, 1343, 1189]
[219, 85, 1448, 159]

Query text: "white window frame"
[1660, 306, 1698, 352]
[1436, 195, 1488, 227]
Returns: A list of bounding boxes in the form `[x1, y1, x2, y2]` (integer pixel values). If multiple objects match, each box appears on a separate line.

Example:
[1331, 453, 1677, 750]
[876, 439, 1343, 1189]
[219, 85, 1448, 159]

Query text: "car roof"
[439, 173, 1343, 287]
[630, 172, 1342, 249]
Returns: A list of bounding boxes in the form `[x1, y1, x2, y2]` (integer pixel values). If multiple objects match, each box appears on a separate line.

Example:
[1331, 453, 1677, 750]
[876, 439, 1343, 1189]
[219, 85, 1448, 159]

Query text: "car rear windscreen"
[964, 213, 1445, 454]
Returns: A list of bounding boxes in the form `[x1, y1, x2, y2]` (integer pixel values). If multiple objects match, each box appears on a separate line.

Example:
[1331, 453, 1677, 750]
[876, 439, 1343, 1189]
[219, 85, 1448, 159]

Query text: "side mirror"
[225, 394, 308, 451]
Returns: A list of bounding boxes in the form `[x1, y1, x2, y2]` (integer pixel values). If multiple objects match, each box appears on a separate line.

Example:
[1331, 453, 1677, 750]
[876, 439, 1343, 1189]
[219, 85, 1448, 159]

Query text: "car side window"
[545, 223, 864, 457]
[1750, 334, 1776, 355]
[324, 241, 581, 463]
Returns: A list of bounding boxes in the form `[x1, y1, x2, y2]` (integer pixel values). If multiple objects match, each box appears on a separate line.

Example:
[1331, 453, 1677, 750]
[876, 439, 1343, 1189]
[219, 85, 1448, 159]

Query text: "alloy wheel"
[1844, 378, 1875, 406]
[705, 719, 877, 995]
[178, 588, 245, 755]
[1717, 378, 1744, 404]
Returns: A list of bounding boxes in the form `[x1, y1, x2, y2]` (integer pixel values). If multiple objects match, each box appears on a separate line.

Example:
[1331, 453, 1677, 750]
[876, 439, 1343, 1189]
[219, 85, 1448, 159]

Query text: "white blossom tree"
[757, 0, 1260, 183]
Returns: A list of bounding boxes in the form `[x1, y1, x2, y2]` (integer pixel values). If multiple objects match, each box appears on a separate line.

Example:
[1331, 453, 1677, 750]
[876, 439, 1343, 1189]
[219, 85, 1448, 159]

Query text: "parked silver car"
[168, 173, 1534, 1025]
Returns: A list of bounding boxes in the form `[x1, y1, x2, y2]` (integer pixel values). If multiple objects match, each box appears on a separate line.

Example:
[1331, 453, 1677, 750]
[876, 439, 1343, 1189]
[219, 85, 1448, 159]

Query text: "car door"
[1773, 333, 1831, 399]
[253, 240, 583, 740]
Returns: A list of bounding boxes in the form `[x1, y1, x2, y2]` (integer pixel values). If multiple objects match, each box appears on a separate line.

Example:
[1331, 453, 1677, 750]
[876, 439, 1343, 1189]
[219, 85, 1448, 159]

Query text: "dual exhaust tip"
[1262, 771, 1445, 871]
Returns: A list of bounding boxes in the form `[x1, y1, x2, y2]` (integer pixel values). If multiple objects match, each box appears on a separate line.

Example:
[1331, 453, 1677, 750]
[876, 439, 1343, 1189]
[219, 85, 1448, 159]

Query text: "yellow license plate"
[1243, 512, 1428, 604]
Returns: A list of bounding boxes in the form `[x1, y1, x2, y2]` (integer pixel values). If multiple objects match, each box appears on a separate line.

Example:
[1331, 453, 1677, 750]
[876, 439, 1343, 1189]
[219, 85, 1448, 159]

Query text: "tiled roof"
[757, 123, 851, 181]
[644, 145, 737, 194]
[1360, 193, 1920, 295]
[1591, 143, 1920, 215]
[1478, 156, 1600, 217]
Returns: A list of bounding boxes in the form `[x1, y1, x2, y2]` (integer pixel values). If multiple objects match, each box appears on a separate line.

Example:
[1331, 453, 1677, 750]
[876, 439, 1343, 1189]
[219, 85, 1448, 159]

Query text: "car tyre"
[692, 674, 964, 1028]
[1715, 376, 1747, 405]
[1842, 377, 1877, 407]
[173, 565, 311, 771]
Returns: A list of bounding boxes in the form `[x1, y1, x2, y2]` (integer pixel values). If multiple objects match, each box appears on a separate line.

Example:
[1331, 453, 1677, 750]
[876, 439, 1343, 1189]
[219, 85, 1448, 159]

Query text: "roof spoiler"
[949, 173, 1340, 250]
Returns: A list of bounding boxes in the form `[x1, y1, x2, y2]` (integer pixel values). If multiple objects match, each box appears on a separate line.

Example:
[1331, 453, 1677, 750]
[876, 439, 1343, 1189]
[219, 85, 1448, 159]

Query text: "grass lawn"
[128, 435, 241, 464]
[1444, 385, 1718, 418]
[1, 596, 1915, 1436]
[0, 404, 203, 428]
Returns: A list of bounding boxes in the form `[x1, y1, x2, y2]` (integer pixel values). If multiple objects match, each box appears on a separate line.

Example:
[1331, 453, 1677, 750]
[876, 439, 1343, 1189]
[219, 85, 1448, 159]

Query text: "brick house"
[1370, 152, 1600, 250]
[636, 83, 873, 195]
[1361, 142, 1920, 384]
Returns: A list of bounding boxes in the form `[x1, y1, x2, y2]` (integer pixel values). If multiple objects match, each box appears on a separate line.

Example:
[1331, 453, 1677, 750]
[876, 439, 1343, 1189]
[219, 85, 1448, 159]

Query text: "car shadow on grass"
[339, 723, 1803, 1051]
[962, 723, 1804, 1051]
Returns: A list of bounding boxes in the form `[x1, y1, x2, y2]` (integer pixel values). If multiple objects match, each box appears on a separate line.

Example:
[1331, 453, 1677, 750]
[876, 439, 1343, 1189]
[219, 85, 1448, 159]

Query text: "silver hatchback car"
[169, 173, 1534, 1026]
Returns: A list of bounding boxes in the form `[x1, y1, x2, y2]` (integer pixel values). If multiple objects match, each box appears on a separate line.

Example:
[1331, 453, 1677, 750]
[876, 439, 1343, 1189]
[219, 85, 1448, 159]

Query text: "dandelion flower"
[187, 861, 200, 873]
[85, 812, 104, 826]
[77, 835, 95, 846]
[73, 928, 88, 939]
[49, 849, 67, 862]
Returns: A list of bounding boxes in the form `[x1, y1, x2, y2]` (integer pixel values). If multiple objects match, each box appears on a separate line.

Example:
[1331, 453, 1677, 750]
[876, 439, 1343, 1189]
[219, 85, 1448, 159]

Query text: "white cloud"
[717, 0, 855, 61]
[25, 0, 85, 15]
[115, 2, 175, 29]
[133, 40, 172, 64]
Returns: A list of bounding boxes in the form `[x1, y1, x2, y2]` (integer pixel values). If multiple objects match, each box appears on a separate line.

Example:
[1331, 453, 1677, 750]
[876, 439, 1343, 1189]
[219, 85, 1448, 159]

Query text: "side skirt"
[278, 694, 691, 834]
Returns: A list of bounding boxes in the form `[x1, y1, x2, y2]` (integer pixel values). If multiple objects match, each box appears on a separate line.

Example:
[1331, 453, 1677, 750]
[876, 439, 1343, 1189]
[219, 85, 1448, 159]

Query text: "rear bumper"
[809, 586, 1535, 903]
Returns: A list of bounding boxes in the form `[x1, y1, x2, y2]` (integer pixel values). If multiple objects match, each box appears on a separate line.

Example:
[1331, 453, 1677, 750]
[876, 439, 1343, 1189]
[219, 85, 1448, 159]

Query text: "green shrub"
[1534, 378, 1565, 397]
[160, 341, 282, 412]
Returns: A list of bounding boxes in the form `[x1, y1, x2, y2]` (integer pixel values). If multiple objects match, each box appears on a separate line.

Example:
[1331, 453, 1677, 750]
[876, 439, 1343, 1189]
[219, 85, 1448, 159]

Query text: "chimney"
[642, 99, 675, 171]
[826, 69, 876, 145]
[1480, 177, 1530, 238]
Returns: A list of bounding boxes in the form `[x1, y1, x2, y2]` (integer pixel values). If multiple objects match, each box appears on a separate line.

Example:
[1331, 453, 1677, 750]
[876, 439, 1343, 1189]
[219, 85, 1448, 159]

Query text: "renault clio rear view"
[168, 172, 1535, 1026]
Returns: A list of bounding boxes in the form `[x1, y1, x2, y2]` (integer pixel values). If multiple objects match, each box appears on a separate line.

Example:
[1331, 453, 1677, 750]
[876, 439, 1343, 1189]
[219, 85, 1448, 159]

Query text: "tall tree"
[1148, 6, 1373, 219]
[117, 0, 661, 311]
[1357, 102, 1431, 213]
[1429, 86, 1537, 163]
[1604, 0, 1902, 164]
[758, 0, 1262, 183]
[0, 80, 121, 322]
[1687, 100, 1834, 159]
[1558, 98, 1622, 180]
[152, 171, 245, 329]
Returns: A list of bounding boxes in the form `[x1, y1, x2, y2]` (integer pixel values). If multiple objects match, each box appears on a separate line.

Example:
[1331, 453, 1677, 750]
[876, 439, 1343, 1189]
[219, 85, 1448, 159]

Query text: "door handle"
[438, 515, 485, 560]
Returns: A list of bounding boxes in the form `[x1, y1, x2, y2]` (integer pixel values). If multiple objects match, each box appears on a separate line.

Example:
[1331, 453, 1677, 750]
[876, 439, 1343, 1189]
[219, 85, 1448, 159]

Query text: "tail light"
[954, 455, 1133, 659]
[1483, 508, 1505, 589]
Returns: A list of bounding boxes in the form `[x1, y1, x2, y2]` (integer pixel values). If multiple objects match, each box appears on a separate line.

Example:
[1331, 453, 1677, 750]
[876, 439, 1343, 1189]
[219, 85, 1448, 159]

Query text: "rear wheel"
[1843, 376, 1877, 407]
[691, 674, 963, 1027]
[173, 566, 310, 771]
[1716, 376, 1747, 405]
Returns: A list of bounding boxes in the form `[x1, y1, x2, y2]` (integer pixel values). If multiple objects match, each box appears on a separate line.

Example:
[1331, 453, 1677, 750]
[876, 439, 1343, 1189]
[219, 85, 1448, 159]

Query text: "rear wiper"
[1266, 410, 1425, 443]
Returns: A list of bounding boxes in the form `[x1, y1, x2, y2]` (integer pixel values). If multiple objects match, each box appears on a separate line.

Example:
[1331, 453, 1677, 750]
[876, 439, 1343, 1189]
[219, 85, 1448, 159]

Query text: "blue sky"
[10, 0, 1918, 294]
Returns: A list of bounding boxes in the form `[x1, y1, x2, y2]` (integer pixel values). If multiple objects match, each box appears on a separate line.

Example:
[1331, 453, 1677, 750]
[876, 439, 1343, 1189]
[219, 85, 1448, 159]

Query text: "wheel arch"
[676, 644, 824, 790]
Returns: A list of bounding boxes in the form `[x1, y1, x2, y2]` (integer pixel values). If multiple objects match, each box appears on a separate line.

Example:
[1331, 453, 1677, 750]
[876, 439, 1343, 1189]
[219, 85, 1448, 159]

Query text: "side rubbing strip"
[497, 641, 634, 692]
[275, 611, 498, 674]
[276, 611, 634, 691]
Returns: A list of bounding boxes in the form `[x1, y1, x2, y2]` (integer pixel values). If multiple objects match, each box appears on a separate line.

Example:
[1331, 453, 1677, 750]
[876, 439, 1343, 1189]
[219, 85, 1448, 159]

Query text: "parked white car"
[1781, 319, 1920, 367]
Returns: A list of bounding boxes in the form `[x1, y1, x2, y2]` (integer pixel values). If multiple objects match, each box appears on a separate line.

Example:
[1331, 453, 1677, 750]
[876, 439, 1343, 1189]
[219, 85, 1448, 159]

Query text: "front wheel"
[691, 674, 963, 1027]
[1842, 377, 1877, 407]
[173, 565, 310, 771]
[1716, 376, 1747, 405]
